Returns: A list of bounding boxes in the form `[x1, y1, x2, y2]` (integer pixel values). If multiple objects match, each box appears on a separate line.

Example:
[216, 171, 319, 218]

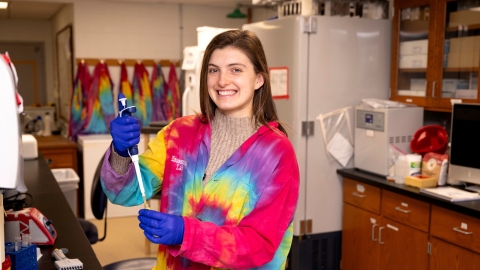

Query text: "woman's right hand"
[110, 116, 140, 157]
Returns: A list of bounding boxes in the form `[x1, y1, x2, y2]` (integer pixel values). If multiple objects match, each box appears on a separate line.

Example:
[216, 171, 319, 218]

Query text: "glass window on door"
[442, 0, 480, 99]
[397, 6, 430, 97]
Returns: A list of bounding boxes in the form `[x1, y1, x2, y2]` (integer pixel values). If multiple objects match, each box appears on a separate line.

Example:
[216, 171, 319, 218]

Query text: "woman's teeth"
[218, 90, 236, 96]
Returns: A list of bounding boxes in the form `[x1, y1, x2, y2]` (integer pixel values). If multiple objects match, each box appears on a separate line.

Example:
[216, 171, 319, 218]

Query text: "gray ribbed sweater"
[204, 111, 256, 185]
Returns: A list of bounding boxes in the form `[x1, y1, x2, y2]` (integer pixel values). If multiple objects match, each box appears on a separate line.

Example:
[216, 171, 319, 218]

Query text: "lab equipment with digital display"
[354, 105, 424, 176]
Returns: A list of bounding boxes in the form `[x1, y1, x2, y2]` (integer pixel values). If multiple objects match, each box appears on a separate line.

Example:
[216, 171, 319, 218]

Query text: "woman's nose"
[218, 72, 230, 87]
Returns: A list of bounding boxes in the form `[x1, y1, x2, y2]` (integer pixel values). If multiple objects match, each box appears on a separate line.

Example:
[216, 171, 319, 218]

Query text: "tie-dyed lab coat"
[100, 115, 299, 269]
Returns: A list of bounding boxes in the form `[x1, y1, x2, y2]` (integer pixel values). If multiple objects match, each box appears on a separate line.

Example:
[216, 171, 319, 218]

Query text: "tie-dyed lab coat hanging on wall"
[69, 61, 91, 141]
[83, 62, 115, 134]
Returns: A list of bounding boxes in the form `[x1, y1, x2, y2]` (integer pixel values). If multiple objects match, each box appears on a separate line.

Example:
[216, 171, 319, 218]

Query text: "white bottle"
[43, 112, 53, 136]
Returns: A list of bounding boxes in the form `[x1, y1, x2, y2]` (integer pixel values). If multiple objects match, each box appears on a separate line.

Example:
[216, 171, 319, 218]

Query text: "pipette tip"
[142, 195, 150, 210]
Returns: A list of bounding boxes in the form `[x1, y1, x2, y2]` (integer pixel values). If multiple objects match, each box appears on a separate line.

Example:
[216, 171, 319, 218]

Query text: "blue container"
[5, 242, 38, 270]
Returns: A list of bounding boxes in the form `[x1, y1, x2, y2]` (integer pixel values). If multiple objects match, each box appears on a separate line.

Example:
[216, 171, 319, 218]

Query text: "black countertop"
[23, 155, 102, 269]
[337, 168, 480, 218]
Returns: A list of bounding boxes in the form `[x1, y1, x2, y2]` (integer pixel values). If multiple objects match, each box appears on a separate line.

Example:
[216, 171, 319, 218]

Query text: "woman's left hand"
[138, 209, 184, 245]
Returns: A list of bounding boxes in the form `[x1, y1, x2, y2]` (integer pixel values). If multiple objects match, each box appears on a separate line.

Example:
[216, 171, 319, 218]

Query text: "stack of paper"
[420, 186, 480, 202]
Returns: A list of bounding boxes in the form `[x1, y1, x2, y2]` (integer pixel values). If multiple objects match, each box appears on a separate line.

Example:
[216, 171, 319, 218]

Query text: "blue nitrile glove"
[138, 209, 184, 245]
[110, 116, 140, 157]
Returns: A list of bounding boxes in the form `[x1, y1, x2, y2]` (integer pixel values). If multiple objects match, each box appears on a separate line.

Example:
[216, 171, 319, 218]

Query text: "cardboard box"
[442, 92, 455, 98]
[443, 79, 469, 92]
[447, 52, 480, 68]
[455, 89, 477, 99]
[411, 78, 427, 91]
[442, 79, 457, 93]
[449, 36, 480, 53]
[448, 10, 480, 27]
[402, 7, 430, 21]
[471, 72, 478, 90]
[398, 90, 426, 96]
[400, 40, 429, 55]
[399, 54, 428, 68]
[405, 175, 437, 188]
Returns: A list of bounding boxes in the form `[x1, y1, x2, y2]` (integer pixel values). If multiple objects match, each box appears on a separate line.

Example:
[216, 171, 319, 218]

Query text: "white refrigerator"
[243, 15, 391, 269]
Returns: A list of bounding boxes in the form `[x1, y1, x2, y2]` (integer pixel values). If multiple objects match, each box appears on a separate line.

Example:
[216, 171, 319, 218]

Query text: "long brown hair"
[199, 29, 287, 136]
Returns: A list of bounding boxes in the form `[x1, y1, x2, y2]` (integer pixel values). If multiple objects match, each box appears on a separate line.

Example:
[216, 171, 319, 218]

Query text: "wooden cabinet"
[341, 176, 480, 270]
[429, 205, 480, 270]
[429, 237, 480, 270]
[36, 135, 78, 172]
[342, 179, 381, 270]
[342, 178, 429, 270]
[390, 0, 480, 111]
[379, 190, 429, 270]
[378, 217, 429, 270]
[342, 203, 380, 270]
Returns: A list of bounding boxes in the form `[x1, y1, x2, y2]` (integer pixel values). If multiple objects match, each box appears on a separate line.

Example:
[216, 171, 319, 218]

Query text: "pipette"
[117, 93, 150, 209]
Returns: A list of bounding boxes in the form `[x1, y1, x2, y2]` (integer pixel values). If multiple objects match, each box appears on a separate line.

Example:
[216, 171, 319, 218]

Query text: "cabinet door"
[342, 203, 380, 270]
[430, 237, 480, 270]
[390, 0, 438, 107]
[378, 217, 429, 270]
[430, 0, 480, 110]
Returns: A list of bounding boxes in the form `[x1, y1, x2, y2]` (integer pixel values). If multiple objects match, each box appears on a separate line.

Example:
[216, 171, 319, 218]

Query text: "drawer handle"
[378, 226, 385, 244]
[45, 158, 52, 165]
[453, 227, 473, 235]
[352, 192, 366, 198]
[395, 206, 411, 214]
[372, 224, 378, 241]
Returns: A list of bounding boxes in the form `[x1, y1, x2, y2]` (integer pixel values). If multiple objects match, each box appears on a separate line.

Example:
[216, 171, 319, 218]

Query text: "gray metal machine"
[354, 105, 424, 176]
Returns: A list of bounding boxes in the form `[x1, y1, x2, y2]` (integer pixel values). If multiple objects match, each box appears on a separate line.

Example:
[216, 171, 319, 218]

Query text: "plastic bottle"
[406, 154, 422, 176]
[43, 112, 53, 136]
[34, 115, 44, 136]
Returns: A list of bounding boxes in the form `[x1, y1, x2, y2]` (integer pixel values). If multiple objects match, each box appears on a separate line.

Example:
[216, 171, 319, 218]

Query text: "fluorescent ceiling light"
[0, 2, 8, 9]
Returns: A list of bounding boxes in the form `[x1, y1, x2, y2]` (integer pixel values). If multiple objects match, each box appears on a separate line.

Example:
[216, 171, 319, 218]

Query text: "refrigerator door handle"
[302, 121, 314, 136]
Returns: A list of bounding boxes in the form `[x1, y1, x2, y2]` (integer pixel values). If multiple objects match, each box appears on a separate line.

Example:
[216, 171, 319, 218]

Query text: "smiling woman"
[100, 29, 299, 270]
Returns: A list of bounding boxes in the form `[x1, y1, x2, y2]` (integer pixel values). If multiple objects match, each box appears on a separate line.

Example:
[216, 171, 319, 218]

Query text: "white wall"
[52, 4, 74, 36]
[72, 1, 259, 115]
[0, 19, 54, 103]
[1, 0, 276, 117]
[182, 5, 247, 47]
[74, 1, 180, 59]
[52, 4, 74, 124]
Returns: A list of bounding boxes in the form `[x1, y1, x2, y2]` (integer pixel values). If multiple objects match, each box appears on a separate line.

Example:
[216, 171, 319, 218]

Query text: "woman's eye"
[208, 68, 218, 73]
[232, 68, 242, 73]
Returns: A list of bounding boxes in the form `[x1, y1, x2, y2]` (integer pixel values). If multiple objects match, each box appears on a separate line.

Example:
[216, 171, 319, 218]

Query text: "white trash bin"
[51, 168, 80, 216]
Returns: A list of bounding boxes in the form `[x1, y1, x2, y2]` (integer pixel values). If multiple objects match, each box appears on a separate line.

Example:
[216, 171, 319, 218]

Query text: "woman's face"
[207, 46, 264, 118]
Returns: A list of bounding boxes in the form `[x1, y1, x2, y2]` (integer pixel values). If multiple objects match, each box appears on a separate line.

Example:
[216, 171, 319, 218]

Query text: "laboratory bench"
[337, 168, 480, 217]
[23, 154, 102, 269]
[338, 168, 480, 270]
